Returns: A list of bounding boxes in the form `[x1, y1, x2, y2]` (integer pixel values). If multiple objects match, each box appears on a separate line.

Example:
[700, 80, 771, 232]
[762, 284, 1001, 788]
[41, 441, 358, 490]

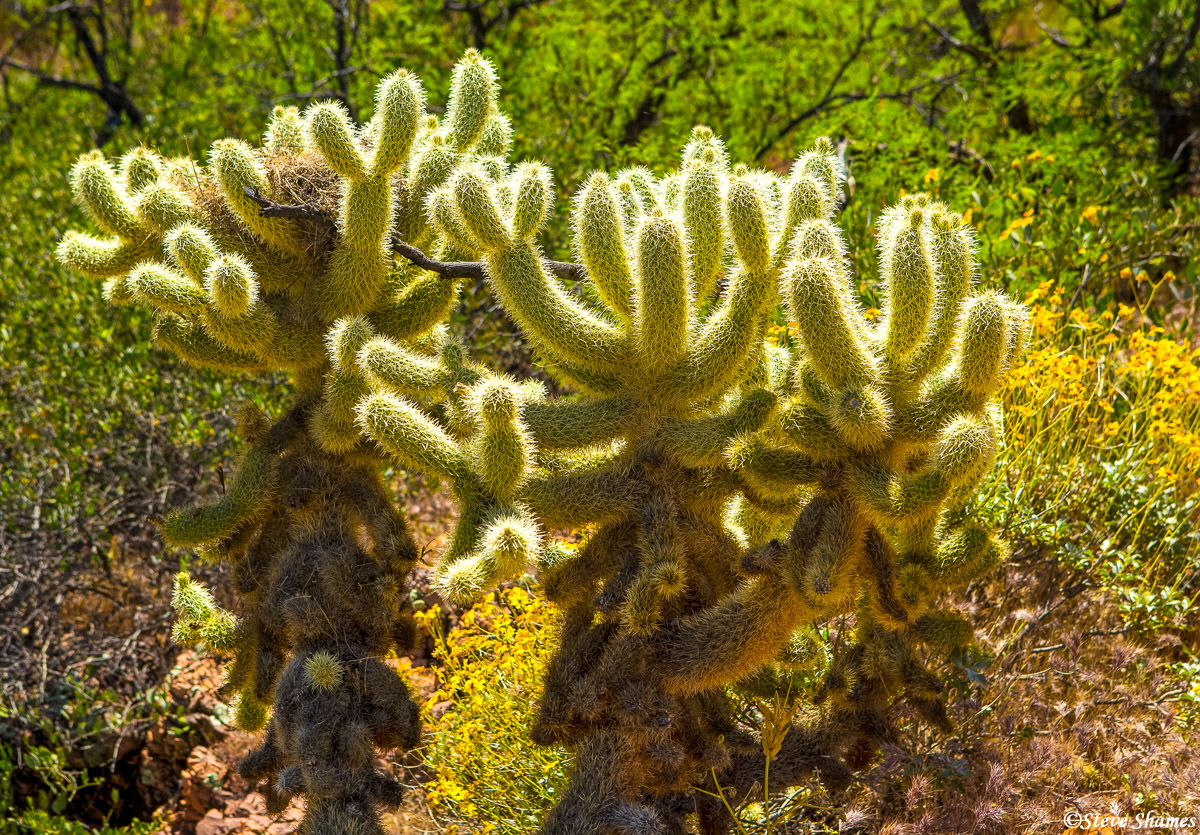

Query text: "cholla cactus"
[675, 192, 1029, 831]
[60, 40, 1025, 831]
[371, 128, 857, 835]
[57, 51, 513, 835]
[363, 125, 1024, 831]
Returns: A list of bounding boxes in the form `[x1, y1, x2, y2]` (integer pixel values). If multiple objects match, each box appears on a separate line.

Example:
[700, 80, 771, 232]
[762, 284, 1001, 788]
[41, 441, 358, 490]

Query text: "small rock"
[195, 809, 240, 835]
[243, 813, 273, 832]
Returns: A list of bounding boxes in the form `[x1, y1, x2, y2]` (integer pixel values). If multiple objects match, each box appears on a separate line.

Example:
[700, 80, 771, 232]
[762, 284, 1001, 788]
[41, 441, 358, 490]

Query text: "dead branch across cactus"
[243, 186, 585, 282]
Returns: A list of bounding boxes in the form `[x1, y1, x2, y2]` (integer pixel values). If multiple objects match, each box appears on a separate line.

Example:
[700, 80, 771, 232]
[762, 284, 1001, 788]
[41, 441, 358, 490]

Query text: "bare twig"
[244, 187, 327, 222]
[948, 137, 996, 181]
[242, 187, 586, 282]
[1033, 4, 1077, 49]
[754, 6, 883, 160]
[0, 56, 101, 93]
[1, 1, 142, 145]
[926, 20, 995, 65]
[442, 0, 549, 51]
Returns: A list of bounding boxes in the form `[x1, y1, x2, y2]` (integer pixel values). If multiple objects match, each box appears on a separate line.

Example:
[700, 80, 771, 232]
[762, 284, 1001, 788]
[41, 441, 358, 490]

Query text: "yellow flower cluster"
[416, 586, 568, 834]
[1000, 208, 1036, 241]
[1120, 329, 1200, 472]
[766, 320, 792, 348]
[1001, 280, 1199, 490]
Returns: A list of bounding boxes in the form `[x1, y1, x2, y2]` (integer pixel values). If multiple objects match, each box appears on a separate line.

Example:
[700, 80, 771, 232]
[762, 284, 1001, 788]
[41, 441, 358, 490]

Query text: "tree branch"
[1165, 0, 1200, 79]
[959, 0, 993, 49]
[1092, 1, 1126, 23]
[244, 188, 328, 222]
[0, 56, 102, 93]
[925, 20, 995, 65]
[754, 6, 883, 160]
[242, 187, 586, 282]
[389, 238, 487, 281]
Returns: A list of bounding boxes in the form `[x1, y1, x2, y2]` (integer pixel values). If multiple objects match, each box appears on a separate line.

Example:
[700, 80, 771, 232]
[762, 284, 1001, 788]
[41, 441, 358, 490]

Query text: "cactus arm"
[655, 568, 811, 695]
[395, 140, 459, 245]
[541, 523, 633, 607]
[164, 224, 218, 282]
[129, 262, 209, 315]
[368, 270, 460, 340]
[57, 231, 157, 278]
[538, 356, 626, 396]
[633, 214, 690, 374]
[784, 253, 879, 393]
[680, 157, 724, 304]
[161, 446, 278, 546]
[933, 524, 1006, 585]
[209, 139, 307, 255]
[482, 243, 630, 377]
[523, 396, 631, 449]
[356, 392, 470, 481]
[135, 182, 195, 234]
[573, 173, 634, 320]
[879, 205, 936, 372]
[152, 313, 268, 373]
[523, 467, 643, 530]
[776, 398, 854, 463]
[358, 336, 450, 396]
[725, 436, 820, 498]
[658, 388, 777, 468]
[70, 151, 143, 238]
[263, 106, 305, 155]
[786, 495, 864, 612]
[308, 74, 423, 320]
[120, 147, 165, 193]
[904, 209, 974, 384]
[958, 291, 1010, 399]
[664, 265, 774, 402]
[468, 378, 534, 501]
[437, 512, 541, 602]
[850, 461, 951, 524]
[443, 50, 498, 150]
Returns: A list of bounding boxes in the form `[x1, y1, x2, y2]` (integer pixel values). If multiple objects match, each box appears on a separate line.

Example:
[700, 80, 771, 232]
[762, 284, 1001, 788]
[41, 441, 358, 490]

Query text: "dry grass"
[826, 542, 1199, 834]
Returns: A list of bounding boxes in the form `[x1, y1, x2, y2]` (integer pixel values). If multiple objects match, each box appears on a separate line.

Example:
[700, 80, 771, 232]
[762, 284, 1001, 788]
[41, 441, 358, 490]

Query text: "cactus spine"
[57, 52, 513, 835]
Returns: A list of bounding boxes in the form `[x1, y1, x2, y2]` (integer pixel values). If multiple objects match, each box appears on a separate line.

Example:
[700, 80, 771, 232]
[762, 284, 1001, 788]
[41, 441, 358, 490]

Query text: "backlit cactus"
[57, 51, 513, 835]
[684, 192, 1028, 831]
[60, 45, 1026, 834]
[386, 127, 1025, 832]
[400, 130, 889, 835]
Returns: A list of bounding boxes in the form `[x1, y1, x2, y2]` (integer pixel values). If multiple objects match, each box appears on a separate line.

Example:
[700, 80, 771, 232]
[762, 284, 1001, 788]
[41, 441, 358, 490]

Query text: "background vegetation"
[2, 0, 1198, 832]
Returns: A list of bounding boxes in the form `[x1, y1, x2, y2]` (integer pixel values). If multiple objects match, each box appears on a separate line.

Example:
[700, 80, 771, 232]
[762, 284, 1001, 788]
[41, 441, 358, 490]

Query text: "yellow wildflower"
[1001, 215, 1034, 241]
